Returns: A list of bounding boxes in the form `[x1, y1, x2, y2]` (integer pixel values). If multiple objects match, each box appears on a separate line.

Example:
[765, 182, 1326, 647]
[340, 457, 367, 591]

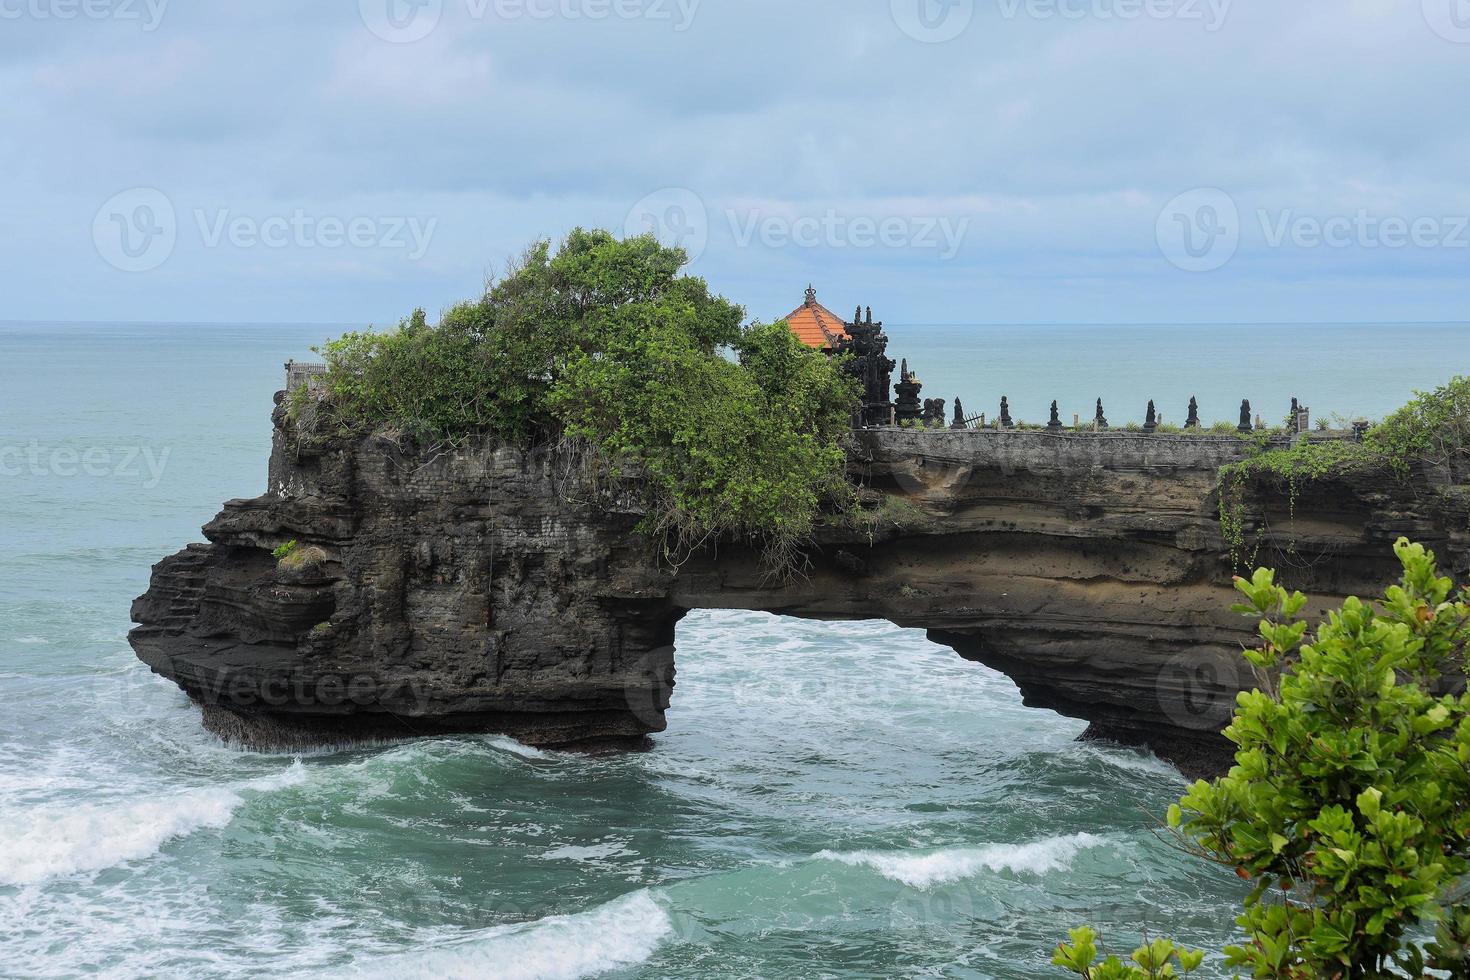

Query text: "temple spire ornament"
[836, 304, 895, 427]
[893, 359, 923, 424]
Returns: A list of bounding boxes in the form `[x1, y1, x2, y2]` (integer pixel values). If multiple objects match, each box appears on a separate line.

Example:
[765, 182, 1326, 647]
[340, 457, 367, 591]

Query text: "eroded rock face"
[130, 403, 1470, 776]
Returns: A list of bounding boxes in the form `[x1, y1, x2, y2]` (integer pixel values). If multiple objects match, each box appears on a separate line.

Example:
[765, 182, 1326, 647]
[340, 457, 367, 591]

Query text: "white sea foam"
[0, 763, 307, 887]
[488, 736, 552, 760]
[353, 889, 673, 980]
[816, 832, 1107, 888]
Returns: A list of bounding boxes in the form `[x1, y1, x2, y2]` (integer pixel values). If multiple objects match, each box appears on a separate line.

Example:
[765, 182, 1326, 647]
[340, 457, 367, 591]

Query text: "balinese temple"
[782, 285, 852, 352]
[780, 286, 898, 427]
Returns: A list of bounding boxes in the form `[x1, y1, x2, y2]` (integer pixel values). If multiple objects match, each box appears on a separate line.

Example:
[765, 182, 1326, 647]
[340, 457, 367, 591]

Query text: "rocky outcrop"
[130, 400, 1470, 776]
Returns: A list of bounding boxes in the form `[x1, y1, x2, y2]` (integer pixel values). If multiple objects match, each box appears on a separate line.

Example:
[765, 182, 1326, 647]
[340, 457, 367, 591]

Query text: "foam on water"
[816, 832, 1109, 888]
[0, 762, 308, 886]
[488, 735, 553, 760]
[352, 890, 674, 980]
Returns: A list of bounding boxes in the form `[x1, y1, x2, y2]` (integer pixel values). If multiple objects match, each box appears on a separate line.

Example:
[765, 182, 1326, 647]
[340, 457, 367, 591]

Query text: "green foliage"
[550, 315, 858, 571]
[279, 544, 328, 570]
[271, 540, 298, 561]
[1058, 540, 1470, 979]
[1364, 375, 1470, 479]
[307, 229, 858, 573]
[1053, 927, 1206, 979]
[1215, 379, 1470, 572]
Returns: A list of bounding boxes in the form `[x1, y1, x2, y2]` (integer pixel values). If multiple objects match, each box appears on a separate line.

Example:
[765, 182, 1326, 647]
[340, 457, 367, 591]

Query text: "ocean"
[2, 321, 1467, 978]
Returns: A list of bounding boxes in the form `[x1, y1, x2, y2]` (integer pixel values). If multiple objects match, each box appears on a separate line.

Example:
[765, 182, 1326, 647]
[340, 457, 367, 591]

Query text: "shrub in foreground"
[1058, 539, 1470, 978]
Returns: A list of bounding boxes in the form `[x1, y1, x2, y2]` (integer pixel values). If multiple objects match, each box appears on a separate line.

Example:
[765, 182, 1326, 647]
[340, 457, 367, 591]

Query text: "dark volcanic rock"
[130, 404, 1470, 775]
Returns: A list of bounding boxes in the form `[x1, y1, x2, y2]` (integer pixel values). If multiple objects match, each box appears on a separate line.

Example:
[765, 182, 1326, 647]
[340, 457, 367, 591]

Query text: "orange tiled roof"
[782, 286, 850, 350]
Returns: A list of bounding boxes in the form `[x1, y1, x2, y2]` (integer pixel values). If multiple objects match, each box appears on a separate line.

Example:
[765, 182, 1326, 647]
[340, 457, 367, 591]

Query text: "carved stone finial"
[1186, 396, 1200, 429]
[804, 284, 816, 307]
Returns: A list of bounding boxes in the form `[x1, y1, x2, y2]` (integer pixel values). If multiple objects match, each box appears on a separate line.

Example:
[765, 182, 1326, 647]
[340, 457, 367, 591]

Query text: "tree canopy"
[307, 229, 860, 571]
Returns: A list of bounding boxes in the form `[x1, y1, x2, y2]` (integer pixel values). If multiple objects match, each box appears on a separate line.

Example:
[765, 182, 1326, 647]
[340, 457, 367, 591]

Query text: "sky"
[3, 0, 1469, 326]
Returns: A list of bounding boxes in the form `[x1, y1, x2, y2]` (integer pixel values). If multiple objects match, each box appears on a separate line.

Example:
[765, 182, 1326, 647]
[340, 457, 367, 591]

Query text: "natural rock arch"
[131, 404, 1470, 777]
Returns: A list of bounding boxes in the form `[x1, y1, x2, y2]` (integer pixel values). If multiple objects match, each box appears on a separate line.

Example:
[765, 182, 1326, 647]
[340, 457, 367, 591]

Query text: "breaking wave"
[815, 832, 1108, 888]
[353, 889, 673, 980]
[0, 763, 307, 887]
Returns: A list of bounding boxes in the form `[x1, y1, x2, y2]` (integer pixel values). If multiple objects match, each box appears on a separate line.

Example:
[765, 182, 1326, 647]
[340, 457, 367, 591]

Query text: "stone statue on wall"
[1144, 400, 1158, 433]
[1095, 398, 1109, 430]
[1238, 399, 1253, 433]
[1047, 400, 1063, 432]
[1186, 397, 1200, 429]
[999, 396, 1014, 429]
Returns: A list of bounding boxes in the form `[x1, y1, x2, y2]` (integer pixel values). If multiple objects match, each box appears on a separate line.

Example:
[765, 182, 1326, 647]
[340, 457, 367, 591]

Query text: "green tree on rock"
[307, 229, 860, 575]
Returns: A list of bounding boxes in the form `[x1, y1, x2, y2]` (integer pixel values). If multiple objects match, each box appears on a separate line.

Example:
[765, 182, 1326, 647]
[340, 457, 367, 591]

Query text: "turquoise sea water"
[2, 321, 1467, 979]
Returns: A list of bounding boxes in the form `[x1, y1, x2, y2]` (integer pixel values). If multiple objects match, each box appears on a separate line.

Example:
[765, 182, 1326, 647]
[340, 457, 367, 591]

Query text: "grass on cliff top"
[298, 229, 860, 576]
[1221, 375, 1470, 488]
[1217, 376, 1470, 570]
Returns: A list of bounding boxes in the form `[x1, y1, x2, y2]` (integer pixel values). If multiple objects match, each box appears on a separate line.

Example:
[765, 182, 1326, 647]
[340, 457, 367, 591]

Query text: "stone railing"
[285, 360, 328, 392]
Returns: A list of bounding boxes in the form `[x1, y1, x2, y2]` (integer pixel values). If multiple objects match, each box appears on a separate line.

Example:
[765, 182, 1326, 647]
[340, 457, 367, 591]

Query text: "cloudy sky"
[4, 0, 1469, 325]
